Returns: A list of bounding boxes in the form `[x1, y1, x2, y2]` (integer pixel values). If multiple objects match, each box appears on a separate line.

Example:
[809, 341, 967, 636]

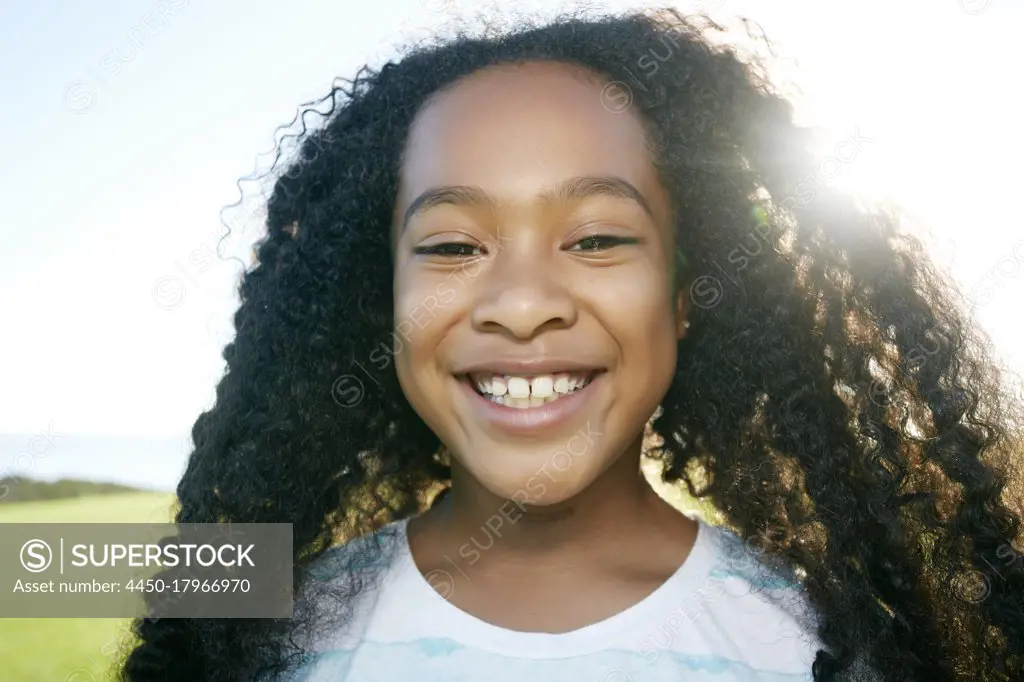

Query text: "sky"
[1, 0, 1021, 489]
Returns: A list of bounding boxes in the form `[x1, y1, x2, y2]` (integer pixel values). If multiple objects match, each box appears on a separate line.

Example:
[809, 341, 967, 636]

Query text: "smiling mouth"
[458, 371, 602, 409]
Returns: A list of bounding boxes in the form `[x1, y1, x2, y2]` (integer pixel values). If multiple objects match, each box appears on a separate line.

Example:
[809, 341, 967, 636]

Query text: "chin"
[468, 457, 599, 509]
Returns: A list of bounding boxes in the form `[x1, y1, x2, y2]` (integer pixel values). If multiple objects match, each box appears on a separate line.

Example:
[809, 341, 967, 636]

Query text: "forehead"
[395, 61, 668, 219]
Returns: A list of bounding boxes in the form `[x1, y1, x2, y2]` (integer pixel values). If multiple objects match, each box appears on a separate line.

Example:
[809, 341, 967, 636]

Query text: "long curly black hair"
[118, 7, 1024, 681]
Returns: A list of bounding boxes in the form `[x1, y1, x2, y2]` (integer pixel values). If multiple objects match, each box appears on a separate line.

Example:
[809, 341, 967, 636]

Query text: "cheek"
[592, 267, 679, 381]
[600, 264, 676, 328]
[392, 270, 463, 393]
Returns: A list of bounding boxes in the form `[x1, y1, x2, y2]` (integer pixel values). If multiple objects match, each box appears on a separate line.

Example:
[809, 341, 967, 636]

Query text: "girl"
[119, 8, 1024, 682]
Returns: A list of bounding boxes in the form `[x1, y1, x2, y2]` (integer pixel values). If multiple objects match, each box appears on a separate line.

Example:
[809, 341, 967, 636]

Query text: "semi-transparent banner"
[1, 523, 293, 618]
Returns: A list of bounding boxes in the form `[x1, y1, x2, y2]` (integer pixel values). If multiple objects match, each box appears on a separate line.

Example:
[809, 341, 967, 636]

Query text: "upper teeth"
[473, 373, 590, 398]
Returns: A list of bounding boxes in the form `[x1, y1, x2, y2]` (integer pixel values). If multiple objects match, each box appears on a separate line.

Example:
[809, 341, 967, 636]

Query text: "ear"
[671, 246, 690, 340]
[674, 286, 690, 340]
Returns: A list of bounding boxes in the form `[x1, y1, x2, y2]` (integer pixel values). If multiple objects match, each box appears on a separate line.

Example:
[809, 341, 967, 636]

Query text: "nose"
[470, 255, 577, 340]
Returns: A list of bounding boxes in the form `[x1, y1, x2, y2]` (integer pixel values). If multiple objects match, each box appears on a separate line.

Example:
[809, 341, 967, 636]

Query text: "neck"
[430, 434, 671, 565]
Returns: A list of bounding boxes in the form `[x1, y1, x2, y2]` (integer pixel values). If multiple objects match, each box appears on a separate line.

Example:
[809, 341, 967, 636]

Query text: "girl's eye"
[568, 235, 637, 252]
[413, 242, 482, 257]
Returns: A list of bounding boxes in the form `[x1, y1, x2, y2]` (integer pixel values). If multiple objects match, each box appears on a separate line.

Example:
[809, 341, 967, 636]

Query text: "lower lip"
[456, 374, 604, 434]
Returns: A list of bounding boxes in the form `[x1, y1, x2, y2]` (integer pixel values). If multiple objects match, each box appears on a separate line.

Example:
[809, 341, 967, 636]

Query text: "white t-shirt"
[286, 516, 823, 681]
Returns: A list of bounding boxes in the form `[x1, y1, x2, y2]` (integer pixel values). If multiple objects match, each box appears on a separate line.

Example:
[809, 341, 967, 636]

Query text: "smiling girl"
[120, 8, 1024, 682]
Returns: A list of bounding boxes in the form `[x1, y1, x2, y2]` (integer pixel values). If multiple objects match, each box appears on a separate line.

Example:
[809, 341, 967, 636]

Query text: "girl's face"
[392, 61, 687, 505]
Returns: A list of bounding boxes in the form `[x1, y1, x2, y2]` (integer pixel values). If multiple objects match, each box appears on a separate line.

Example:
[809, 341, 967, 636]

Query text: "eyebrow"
[400, 175, 655, 232]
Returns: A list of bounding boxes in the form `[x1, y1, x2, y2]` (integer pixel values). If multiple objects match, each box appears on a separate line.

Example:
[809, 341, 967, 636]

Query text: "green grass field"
[0, 492, 177, 682]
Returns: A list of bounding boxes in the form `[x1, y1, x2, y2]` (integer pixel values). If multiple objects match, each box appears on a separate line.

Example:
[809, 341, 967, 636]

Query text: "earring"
[683, 320, 691, 329]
